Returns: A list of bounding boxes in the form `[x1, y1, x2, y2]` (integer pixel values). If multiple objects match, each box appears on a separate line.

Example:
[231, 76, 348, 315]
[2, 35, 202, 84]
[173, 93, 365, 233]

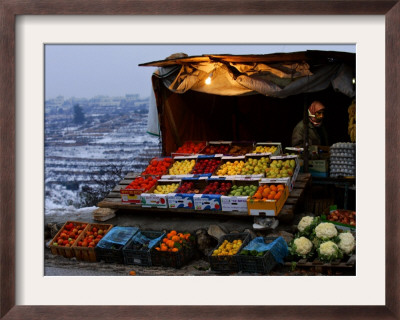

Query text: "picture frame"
[1, 1, 399, 319]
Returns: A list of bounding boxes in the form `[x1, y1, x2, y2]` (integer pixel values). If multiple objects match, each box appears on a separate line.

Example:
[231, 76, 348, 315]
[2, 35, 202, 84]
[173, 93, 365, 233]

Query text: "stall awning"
[140, 51, 355, 99]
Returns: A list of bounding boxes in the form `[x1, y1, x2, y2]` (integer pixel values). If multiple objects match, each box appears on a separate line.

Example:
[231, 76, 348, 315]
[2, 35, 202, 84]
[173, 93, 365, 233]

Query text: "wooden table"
[97, 173, 312, 223]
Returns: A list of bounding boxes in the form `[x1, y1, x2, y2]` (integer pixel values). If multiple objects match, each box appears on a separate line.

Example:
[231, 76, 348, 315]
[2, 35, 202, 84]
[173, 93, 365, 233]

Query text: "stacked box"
[190, 155, 222, 177]
[123, 230, 166, 266]
[141, 179, 180, 208]
[171, 140, 207, 157]
[140, 157, 174, 178]
[227, 141, 255, 156]
[208, 233, 251, 272]
[120, 176, 158, 204]
[221, 178, 260, 212]
[72, 223, 113, 262]
[95, 226, 139, 264]
[167, 178, 208, 209]
[247, 182, 289, 217]
[193, 178, 232, 211]
[235, 237, 282, 274]
[251, 142, 282, 156]
[211, 155, 246, 178]
[166, 155, 198, 177]
[264, 155, 300, 191]
[150, 232, 196, 268]
[201, 141, 232, 155]
[49, 221, 89, 258]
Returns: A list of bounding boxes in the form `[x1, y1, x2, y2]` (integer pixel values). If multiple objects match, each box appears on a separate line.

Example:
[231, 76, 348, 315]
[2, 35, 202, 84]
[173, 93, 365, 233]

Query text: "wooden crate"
[72, 223, 113, 262]
[48, 221, 89, 258]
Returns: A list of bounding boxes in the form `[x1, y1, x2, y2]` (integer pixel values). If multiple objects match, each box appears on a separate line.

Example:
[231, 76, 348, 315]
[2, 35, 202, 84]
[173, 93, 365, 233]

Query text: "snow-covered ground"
[45, 106, 160, 216]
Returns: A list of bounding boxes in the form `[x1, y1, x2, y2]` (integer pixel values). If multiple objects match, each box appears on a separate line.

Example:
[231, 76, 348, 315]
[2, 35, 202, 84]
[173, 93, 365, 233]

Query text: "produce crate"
[208, 233, 251, 273]
[247, 182, 289, 217]
[202, 141, 232, 155]
[141, 179, 180, 208]
[72, 223, 113, 262]
[321, 206, 356, 231]
[123, 230, 166, 266]
[235, 237, 280, 274]
[150, 233, 196, 268]
[95, 226, 139, 264]
[49, 221, 89, 259]
[171, 140, 207, 157]
[251, 142, 282, 156]
[120, 176, 158, 204]
[140, 157, 174, 177]
[227, 141, 255, 156]
[211, 155, 246, 177]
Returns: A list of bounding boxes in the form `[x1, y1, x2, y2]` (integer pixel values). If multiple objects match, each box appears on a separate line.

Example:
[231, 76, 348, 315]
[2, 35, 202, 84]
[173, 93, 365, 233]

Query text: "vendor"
[291, 101, 329, 147]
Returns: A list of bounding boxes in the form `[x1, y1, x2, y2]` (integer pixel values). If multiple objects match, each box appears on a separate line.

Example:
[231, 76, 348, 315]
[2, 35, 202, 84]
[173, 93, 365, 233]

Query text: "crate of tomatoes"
[72, 223, 113, 262]
[120, 176, 159, 204]
[321, 206, 356, 231]
[141, 157, 173, 177]
[150, 230, 196, 268]
[48, 221, 89, 258]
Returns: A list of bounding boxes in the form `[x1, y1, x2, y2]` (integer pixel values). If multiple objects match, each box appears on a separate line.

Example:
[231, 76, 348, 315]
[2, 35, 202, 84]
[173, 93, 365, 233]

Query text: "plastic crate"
[95, 226, 139, 264]
[150, 233, 196, 269]
[72, 223, 113, 262]
[208, 233, 251, 273]
[123, 230, 165, 266]
[48, 221, 89, 259]
[235, 237, 279, 274]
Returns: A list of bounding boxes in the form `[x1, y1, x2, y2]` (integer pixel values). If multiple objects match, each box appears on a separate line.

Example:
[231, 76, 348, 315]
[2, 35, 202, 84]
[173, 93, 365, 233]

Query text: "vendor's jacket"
[291, 120, 328, 147]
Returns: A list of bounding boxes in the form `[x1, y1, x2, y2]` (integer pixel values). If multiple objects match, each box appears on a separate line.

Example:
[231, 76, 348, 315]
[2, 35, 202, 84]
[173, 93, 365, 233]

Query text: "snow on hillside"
[45, 102, 161, 216]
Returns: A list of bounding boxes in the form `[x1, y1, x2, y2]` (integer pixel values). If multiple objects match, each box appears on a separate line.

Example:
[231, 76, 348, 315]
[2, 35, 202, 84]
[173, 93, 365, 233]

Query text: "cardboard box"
[202, 141, 232, 155]
[167, 155, 198, 176]
[221, 178, 260, 212]
[247, 183, 289, 217]
[251, 142, 282, 156]
[194, 194, 223, 210]
[167, 178, 208, 209]
[299, 159, 329, 177]
[141, 179, 180, 208]
[263, 155, 300, 191]
[171, 140, 207, 157]
[211, 155, 246, 178]
[227, 141, 255, 156]
[120, 176, 158, 204]
[190, 154, 223, 177]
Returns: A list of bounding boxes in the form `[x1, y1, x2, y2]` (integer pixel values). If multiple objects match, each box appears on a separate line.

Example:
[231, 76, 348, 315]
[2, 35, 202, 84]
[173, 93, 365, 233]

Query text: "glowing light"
[352, 78, 356, 84]
[205, 72, 213, 85]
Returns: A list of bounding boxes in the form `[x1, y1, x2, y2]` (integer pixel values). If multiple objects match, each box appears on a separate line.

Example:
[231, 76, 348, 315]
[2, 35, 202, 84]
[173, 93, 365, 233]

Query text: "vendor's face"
[315, 110, 324, 123]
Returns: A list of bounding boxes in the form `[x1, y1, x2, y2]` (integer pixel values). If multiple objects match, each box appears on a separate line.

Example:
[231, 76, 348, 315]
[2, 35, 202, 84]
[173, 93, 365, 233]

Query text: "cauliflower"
[338, 232, 355, 255]
[314, 222, 338, 241]
[290, 236, 313, 258]
[317, 241, 343, 262]
[297, 216, 320, 237]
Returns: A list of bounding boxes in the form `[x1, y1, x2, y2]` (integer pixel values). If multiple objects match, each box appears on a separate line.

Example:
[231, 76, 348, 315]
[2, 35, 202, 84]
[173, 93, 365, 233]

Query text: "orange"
[254, 192, 262, 199]
[261, 189, 270, 198]
[160, 246, 168, 251]
[129, 271, 136, 276]
[274, 192, 281, 200]
[172, 248, 178, 252]
[270, 185, 277, 192]
[267, 194, 275, 200]
[277, 184, 285, 191]
[171, 236, 180, 242]
[170, 230, 177, 236]
[270, 191, 276, 196]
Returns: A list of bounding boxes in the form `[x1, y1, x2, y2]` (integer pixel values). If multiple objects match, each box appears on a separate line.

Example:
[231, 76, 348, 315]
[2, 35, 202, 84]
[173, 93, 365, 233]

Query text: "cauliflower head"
[317, 241, 343, 262]
[338, 232, 355, 255]
[315, 222, 338, 240]
[298, 216, 314, 232]
[291, 236, 313, 258]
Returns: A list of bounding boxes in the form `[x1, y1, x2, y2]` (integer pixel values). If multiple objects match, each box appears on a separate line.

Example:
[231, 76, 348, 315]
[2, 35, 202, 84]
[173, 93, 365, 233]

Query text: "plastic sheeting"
[154, 60, 355, 99]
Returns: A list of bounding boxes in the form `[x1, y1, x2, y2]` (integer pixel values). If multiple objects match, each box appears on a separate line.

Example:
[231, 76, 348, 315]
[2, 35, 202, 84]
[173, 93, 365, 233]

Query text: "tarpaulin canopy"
[140, 51, 355, 155]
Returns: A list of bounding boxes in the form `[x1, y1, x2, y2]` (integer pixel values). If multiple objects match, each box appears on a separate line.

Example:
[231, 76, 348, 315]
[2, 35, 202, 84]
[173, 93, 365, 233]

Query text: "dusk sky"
[45, 44, 355, 100]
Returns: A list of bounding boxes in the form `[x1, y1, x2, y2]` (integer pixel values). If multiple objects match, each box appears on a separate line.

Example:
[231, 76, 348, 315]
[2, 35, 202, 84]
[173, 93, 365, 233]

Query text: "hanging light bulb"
[352, 77, 356, 85]
[205, 72, 213, 85]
